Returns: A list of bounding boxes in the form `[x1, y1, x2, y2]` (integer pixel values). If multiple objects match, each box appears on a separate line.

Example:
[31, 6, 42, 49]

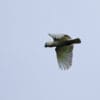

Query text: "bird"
[44, 33, 81, 70]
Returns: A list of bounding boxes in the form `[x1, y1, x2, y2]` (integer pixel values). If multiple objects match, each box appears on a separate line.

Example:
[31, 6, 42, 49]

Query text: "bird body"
[45, 33, 81, 70]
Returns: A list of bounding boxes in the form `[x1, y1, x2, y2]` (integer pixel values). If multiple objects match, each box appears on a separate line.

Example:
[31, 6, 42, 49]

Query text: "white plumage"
[48, 33, 66, 39]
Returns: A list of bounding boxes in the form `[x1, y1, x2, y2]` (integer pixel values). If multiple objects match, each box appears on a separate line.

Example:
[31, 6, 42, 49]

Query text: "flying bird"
[45, 33, 81, 70]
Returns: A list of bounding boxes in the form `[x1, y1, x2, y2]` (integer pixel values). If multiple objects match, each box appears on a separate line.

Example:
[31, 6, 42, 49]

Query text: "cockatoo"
[45, 33, 81, 70]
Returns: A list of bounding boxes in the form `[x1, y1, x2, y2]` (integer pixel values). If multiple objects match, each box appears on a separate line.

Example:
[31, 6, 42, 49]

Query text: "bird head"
[48, 33, 71, 41]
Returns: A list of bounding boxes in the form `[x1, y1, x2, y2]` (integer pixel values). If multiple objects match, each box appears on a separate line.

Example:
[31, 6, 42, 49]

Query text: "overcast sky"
[0, 0, 100, 100]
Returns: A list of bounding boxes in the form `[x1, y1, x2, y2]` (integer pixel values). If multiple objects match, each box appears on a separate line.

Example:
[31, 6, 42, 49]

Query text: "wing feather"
[56, 45, 73, 70]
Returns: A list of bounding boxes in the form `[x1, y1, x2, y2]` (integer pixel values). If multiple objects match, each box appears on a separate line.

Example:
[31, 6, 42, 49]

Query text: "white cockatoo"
[45, 33, 81, 70]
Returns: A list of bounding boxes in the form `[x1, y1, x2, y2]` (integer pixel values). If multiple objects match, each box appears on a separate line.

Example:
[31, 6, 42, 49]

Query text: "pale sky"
[0, 0, 100, 100]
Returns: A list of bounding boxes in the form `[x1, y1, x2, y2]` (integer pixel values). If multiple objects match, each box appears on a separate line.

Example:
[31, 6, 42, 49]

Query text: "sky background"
[0, 0, 100, 100]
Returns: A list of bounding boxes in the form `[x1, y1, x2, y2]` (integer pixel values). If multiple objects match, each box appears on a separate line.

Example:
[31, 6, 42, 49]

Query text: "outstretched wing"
[55, 45, 73, 70]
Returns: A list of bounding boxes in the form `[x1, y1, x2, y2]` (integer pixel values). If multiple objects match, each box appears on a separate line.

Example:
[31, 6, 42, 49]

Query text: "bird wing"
[55, 45, 73, 70]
